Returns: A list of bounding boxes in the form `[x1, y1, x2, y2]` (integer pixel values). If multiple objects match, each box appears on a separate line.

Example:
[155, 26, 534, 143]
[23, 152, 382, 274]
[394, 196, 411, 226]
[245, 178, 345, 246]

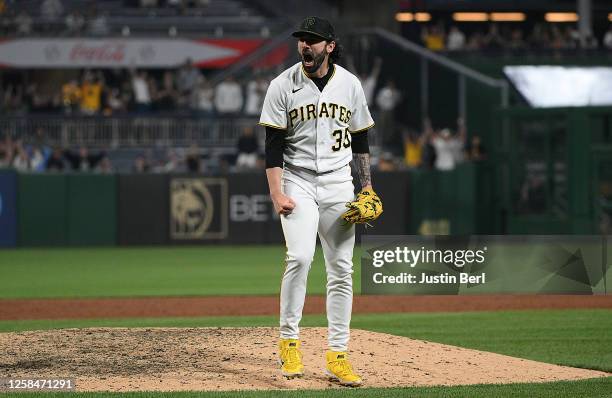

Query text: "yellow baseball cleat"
[325, 351, 362, 386]
[278, 339, 304, 378]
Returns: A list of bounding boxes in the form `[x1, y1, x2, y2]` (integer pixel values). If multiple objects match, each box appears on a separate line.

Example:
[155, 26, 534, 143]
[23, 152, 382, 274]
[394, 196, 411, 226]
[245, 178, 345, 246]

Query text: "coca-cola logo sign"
[0, 38, 255, 68]
[69, 43, 126, 63]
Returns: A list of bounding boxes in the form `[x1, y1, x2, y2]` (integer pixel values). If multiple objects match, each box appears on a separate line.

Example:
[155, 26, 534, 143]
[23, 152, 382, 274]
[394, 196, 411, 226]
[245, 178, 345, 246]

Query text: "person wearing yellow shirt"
[421, 25, 445, 51]
[403, 129, 426, 168]
[62, 79, 81, 114]
[80, 75, 103, 115]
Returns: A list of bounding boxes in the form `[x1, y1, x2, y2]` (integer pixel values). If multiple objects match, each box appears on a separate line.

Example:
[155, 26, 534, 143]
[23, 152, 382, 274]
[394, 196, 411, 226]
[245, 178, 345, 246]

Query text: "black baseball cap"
[292, 16, 335, 41]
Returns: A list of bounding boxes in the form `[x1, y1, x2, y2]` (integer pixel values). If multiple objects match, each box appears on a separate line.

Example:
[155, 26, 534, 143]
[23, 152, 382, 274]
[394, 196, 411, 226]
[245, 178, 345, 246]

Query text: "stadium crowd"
[420, 22, 612, 52]
[1, 61, 273, 117]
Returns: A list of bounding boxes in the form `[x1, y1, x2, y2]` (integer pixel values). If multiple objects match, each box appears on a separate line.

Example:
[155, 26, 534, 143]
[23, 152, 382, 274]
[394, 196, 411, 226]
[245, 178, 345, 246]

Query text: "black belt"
[284, 162, 343, 176]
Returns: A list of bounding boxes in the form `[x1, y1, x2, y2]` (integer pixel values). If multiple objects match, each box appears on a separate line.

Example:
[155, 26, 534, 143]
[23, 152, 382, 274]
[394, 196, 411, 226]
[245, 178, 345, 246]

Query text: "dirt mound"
[1, 327, 609, 391]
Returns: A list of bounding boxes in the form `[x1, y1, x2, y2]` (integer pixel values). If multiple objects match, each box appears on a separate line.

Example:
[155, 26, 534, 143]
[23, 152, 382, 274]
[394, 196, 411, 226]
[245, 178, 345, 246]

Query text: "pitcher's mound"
[1, 327, 608, 391]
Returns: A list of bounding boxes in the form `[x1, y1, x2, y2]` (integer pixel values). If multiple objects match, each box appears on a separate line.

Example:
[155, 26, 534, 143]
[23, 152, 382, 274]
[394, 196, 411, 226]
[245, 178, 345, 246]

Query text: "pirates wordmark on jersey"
[259, 62, 375, 173]
[288, 102, 352, 127]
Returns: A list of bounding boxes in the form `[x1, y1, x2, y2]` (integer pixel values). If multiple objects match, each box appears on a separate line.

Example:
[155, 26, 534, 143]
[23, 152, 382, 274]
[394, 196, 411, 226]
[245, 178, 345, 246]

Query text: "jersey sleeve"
[259, 79, 287, 129]
[349, 79, 375, 134]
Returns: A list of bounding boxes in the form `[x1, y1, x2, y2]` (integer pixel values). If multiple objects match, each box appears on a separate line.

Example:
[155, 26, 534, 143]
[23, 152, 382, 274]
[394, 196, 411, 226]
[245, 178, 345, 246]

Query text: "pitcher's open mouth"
[302, 53, 314, 67]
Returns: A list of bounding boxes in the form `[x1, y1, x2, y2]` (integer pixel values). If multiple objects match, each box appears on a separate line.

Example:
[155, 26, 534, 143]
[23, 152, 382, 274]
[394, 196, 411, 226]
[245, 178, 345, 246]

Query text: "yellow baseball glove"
[341, 187, 383, 224]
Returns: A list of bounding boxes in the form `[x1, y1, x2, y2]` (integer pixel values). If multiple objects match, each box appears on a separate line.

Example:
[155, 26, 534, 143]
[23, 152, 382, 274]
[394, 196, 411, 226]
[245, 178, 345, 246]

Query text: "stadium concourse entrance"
[492, 106, 612, 234]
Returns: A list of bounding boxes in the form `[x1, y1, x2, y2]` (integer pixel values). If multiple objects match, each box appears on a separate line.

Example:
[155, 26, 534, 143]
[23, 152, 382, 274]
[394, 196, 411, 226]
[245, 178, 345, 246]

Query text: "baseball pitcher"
[260, 16, 383, 386]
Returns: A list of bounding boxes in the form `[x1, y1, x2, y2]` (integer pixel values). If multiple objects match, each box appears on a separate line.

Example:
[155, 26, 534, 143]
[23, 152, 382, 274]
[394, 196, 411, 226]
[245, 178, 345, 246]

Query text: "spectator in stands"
[426, 118, 466, 171]
[80, 72, 103, 115]
[131, 70, 152, 112]
[0, 8, 13, 35]
[177, 59, 201, 99]
[11, 141, 30, 171]
[584, 34, 599, 49]
[466, 32, 484, 51]
[96, 156, 113, 174]
[133, 154, 150, 173]
[62, 79, 81, 114]
[214, 76, 243, 115]
[549, 25, 563, 50]
[484, 24, 505, 50]
[421, 25, 445, 51]
[88, 11, 110, 36]
[192, 76, 214, 115]
[41, 0, 64, 21]
[64, 146, 105, 171]
[15, 11, 32, 36]
[528, 23, 549, 49]
[566, 26, 580, 48]
[104, 88, 126, 115]
[466, 134, 486, 161]
[65, 10, 85, 35]
[23, 83, 36, 111]
[2, 84, 23, 113]
[446, 26, 466, 51]
[155, 70, 178, 111]
[403, 130, 424, 169]
[605, 26, 612, 50]
[0, 135, 13, 167]
[185, 143, 201, 172]
[235, 126, 259, 169]
[508, 29, 526, 50]
[375, 79, 401, 147]
[377, 152, 397, 172]
[30, 146, 47, 172]
[46, 147, 65, 171]
[157, 149, 179, 172]
[244, 73, 268, 116]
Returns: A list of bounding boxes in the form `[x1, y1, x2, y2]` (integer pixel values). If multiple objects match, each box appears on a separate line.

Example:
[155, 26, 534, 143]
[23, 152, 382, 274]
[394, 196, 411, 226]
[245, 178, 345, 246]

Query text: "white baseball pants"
[279, 164, 356, 352]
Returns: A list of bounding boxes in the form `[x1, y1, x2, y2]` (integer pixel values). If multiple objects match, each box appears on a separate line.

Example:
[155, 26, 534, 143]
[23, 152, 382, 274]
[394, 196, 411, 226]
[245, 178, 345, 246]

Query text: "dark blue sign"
[0, 169, 17, 247]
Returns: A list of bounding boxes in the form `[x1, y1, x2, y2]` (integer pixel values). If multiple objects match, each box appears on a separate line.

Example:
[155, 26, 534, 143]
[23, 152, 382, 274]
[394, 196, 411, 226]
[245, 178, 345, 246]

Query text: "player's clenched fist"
[271, 192, 296, 215]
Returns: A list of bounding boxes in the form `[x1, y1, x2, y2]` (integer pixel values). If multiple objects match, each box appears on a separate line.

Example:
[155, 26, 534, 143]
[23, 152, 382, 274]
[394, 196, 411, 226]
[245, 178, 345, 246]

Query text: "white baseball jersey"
[259, 62, 374, 173]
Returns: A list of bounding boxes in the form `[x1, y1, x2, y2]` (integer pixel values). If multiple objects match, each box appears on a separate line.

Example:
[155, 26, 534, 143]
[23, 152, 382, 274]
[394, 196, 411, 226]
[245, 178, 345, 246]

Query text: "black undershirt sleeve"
[350, 131, 370, 154]
[265, 126, 285, 168]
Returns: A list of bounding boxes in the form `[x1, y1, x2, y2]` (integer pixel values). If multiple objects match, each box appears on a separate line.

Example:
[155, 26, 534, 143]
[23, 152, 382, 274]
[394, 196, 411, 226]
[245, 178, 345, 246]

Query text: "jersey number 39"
[331, 128, 351, 151]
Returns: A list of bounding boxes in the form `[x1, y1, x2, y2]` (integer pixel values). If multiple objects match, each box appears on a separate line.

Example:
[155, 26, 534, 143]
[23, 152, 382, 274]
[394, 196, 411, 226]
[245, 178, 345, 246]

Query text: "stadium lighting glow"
[415, 13, 431, 22]
[395, 12, 431, 22]
[545, 12, 579, 22]
[453, 12, 489, 22]
[490, 12, 526, 22]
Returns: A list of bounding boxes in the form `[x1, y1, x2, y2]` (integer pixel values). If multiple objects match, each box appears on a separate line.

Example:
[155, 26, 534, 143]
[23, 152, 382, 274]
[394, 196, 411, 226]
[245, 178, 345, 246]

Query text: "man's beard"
[301, 50, 327, 74]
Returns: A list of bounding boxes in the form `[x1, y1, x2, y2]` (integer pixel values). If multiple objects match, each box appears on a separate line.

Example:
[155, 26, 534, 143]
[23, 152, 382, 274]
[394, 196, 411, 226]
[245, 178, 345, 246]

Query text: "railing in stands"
[0, 115, 262, 148]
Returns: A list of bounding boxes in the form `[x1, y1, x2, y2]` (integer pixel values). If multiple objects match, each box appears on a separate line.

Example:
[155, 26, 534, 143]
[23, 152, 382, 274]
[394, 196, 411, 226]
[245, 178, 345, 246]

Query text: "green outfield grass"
[2, 377, 611, 398]
[1, 310, 611, 373]
[0, 246, 361, 298]
[2, 246, 610, 397]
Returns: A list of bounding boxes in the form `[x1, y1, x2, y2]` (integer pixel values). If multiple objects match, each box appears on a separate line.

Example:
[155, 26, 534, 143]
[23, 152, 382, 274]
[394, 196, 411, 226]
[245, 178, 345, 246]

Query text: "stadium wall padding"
[18, 173, 117, 247]
[409, 163, 477, 235]
[67, 174, 117, 246]
[118, 174, 169, 246]
[0, 169, 18, 247]
[18, 173, 68, 246]
[12, 168, 485, 247]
